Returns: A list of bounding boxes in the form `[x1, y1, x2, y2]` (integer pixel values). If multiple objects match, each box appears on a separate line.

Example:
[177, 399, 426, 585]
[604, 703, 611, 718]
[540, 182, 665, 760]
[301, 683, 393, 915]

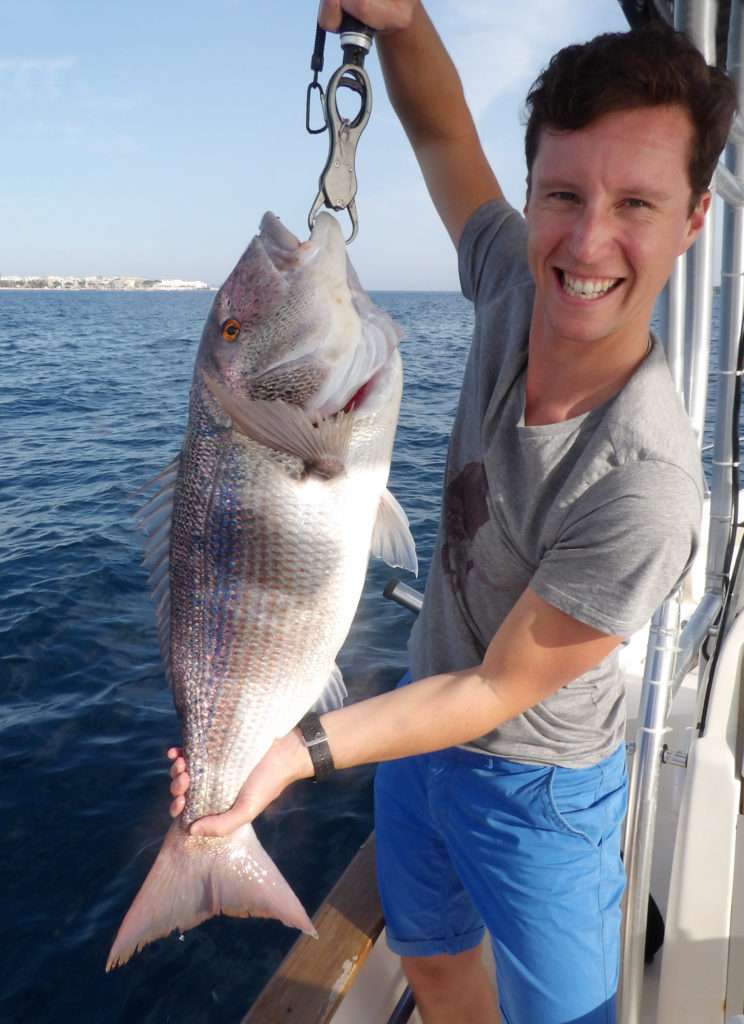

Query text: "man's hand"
[166, 730, 314, 837]
[318, 0, 418, 33]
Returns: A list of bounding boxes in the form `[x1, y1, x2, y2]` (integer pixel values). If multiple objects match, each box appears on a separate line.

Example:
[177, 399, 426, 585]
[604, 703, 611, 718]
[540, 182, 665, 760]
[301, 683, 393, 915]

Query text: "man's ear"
[523, 175, 531, 216]
[682, 190, 711, 253]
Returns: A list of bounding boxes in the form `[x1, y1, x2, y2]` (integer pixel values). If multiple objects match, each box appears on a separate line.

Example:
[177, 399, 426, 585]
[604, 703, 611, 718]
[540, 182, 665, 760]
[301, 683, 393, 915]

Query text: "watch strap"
[297, 711, 335, 782]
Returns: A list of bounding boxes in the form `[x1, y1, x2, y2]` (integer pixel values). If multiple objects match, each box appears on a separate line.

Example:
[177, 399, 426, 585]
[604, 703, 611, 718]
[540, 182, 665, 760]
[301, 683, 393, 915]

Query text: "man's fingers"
[350, 0, 416, 30]
[170, 770, 189, 797]
[319, 0, 416, 32]
[318, 0, 342, 31]
[167, 747, 188, 816]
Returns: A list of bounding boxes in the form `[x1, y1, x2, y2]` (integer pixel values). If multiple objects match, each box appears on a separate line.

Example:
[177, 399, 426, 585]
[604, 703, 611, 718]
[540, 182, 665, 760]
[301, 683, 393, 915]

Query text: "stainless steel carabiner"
[307, 62, 372, 244]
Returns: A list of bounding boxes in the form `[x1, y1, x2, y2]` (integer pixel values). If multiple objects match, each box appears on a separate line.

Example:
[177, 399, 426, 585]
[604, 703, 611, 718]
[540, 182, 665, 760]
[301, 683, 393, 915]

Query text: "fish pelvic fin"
[201, 370, 352, 479]
[105, 820, 315, 971]
[371, 489, 418, 576]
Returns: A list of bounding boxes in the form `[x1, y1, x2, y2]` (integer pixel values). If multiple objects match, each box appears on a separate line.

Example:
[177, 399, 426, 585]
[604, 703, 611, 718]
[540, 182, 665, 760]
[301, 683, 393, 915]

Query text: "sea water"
[0, 289, 472, 1023]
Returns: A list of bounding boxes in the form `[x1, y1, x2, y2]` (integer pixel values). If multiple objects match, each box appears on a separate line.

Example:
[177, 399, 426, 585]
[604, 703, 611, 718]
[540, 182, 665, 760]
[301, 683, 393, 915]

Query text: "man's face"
[524, 104, 708, 352]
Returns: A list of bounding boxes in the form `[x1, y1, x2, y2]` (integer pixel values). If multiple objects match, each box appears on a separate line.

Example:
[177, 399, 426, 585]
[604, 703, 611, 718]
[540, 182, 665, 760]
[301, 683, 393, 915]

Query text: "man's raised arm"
[319, 1, 503, 247]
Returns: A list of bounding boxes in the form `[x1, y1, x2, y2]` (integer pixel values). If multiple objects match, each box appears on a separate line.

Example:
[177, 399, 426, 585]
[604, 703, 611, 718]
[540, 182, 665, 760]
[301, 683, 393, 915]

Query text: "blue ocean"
[0, 288, 473, 1023]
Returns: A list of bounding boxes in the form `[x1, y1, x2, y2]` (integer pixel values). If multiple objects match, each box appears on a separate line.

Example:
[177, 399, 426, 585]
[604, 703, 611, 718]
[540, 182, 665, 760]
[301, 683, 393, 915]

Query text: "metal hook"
[307, 62, 372, 244]
[306, 77, 327, 135]
[305, 24, 328, 135]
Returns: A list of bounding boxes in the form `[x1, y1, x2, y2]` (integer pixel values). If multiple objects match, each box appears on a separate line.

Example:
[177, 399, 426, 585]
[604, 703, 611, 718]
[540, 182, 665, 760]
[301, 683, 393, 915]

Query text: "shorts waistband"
[430, 743, 626, 774]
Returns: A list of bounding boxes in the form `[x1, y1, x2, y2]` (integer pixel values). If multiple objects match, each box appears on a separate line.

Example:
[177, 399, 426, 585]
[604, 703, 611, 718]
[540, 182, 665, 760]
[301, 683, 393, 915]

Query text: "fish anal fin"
[371, 489, 418, 576]
[310, 663, 347, 715]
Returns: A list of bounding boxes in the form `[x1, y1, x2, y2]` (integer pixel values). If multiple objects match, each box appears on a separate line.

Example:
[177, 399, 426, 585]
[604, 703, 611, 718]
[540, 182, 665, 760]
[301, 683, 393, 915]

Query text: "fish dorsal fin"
[310, 664, 347, 714]
[201, 371, 352, 479]
[371, 489, 418, 576]
[135, 455, 180, 686]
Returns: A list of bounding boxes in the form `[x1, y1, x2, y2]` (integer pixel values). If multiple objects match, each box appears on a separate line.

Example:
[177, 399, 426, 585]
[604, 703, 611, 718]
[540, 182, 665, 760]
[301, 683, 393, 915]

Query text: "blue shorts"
[374, 691, 627, 1024]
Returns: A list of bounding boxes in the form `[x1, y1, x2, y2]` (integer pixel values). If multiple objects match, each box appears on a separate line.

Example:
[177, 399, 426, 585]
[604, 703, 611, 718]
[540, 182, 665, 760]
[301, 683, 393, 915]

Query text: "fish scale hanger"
[306, 14, 375, 244]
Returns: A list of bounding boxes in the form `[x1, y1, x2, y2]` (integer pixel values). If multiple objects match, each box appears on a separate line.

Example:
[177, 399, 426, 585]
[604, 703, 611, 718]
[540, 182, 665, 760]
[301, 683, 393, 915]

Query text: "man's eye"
[549, 191, 578, 202]
[623, 198, 648, 209]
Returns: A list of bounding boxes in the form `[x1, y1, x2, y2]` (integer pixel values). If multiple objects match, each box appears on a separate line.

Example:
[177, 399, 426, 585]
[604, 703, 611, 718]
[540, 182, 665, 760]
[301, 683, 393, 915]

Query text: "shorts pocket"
[545, 752, 628, 849]
[545, 762, 604, 847]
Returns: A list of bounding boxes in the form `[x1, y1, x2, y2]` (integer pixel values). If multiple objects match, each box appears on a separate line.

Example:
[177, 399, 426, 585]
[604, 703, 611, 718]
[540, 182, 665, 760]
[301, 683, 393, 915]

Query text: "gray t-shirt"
[408, 199, 703, 768]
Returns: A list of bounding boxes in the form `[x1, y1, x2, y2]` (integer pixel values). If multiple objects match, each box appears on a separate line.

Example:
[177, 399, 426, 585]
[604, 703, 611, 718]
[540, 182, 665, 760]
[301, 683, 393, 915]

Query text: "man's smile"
[554, 269, 625, 301]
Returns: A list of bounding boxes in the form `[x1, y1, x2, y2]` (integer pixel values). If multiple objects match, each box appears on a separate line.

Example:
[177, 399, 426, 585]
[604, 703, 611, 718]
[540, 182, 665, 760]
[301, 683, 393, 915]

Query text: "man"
[169, 4, 736, 1021]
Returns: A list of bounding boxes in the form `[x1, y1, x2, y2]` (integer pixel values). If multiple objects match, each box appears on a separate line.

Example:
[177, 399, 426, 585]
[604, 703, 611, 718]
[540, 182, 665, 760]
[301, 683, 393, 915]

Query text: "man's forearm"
[187, 589, 620, 835]
[375, 4, 501, 244]
[319, 666, 509, 770]
[377, 6, 475, 149]
[316, 587, 620, 773]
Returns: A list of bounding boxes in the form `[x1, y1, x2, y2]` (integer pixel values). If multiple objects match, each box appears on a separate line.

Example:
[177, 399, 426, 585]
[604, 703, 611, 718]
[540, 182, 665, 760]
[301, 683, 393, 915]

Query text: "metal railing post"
[681, 0, 718, 440]
[706, 0, 744, 606]
[619, 4, 721, 1021]
[620, 594, 681, 1023]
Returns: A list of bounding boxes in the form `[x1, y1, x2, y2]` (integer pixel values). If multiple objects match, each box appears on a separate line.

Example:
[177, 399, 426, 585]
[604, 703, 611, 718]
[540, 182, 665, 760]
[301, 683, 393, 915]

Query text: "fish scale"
[106, 211, 416, 970]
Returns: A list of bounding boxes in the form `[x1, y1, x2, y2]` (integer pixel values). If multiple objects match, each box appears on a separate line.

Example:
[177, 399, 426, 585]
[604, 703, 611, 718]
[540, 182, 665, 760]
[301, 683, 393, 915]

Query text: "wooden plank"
[242, 833, 385, 1024]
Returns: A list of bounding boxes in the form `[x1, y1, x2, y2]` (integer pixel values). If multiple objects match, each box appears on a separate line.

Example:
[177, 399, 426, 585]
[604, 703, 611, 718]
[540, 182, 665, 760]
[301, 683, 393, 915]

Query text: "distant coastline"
[0, 275, 214, 292]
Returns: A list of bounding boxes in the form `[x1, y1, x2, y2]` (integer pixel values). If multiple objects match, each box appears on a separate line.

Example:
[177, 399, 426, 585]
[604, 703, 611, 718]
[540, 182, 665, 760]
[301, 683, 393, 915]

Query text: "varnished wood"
[242, 833, 385, 1024]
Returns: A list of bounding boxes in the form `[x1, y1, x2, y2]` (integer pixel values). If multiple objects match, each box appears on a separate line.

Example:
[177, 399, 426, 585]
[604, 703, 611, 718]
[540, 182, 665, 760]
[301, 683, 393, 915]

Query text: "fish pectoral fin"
[201, 371, 351, 479]
[310, 663, 347, 714]
[371, 489, 418, 576]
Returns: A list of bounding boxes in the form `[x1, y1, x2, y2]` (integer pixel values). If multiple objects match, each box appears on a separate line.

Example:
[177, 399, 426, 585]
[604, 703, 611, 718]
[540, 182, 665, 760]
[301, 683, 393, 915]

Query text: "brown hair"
[524, 25, 737, 206]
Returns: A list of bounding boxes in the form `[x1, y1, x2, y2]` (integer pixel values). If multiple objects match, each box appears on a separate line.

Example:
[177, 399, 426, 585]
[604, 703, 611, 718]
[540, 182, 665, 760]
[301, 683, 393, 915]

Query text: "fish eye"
[221, 318, 241, 342]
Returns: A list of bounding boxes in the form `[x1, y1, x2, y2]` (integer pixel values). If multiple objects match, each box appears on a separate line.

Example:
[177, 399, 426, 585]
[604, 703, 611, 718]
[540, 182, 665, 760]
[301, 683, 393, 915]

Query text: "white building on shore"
[0, 275, 213, 291]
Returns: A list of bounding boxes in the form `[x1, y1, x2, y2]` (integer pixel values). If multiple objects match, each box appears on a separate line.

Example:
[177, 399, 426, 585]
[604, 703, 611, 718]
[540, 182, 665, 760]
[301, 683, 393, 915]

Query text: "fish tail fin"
[105, 820, 315, 970]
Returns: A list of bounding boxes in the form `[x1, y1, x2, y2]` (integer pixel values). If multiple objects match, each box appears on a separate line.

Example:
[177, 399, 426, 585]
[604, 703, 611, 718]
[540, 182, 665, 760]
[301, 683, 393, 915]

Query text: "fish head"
[195, 212, 401, 417]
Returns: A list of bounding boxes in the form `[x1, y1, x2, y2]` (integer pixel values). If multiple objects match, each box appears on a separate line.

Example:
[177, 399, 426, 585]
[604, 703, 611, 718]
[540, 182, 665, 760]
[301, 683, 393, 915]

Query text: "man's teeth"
[561, 272, 618, 299]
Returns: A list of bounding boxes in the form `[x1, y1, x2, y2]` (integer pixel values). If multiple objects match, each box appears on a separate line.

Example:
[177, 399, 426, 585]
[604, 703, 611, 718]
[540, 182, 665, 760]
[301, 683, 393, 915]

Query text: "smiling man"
[168, 5, 736, 1022]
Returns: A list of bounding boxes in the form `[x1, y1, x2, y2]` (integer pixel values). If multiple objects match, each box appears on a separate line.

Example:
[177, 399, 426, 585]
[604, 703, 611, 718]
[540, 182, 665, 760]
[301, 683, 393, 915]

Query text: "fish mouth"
[258, 212, 302, 269]
[252, 211, 398, 418]
[259, 211, 344, 270]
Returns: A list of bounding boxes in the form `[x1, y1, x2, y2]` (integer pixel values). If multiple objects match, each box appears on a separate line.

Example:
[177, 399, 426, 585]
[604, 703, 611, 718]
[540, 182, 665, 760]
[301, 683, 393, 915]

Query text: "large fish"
[107, 212, 416, 969]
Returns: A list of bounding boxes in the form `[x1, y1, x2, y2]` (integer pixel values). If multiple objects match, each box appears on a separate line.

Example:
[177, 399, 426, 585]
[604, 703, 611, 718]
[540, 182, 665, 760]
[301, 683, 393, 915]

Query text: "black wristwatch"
[297, 711, 335, 782]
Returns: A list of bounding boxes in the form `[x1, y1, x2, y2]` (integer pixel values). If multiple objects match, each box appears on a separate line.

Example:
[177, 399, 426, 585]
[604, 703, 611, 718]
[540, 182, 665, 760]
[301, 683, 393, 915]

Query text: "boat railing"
[620, 2, 744, 1020]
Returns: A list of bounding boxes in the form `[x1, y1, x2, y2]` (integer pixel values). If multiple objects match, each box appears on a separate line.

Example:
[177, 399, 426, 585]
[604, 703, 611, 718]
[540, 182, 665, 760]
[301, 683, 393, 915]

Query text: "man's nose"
[568, 207, 612, 265]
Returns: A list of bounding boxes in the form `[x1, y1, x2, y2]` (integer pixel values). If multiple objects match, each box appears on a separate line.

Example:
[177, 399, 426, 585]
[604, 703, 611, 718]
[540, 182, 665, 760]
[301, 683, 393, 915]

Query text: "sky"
[1, 1, 630, 290]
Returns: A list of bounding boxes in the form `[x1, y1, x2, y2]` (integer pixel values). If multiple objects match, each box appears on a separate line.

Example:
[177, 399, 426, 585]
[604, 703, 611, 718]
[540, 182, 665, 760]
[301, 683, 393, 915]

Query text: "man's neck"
[524, 318, 651, 426]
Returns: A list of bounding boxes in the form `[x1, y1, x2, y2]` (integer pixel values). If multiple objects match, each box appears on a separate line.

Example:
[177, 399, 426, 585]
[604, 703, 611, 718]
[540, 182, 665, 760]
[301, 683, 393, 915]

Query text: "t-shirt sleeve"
[530, 461, 702, 637]
[458, 199, 530, 305]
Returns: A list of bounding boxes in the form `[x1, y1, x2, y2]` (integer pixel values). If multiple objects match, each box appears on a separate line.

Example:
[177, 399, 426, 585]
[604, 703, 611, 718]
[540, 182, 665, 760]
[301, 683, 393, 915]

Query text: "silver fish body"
[107, 213, 416, 969]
